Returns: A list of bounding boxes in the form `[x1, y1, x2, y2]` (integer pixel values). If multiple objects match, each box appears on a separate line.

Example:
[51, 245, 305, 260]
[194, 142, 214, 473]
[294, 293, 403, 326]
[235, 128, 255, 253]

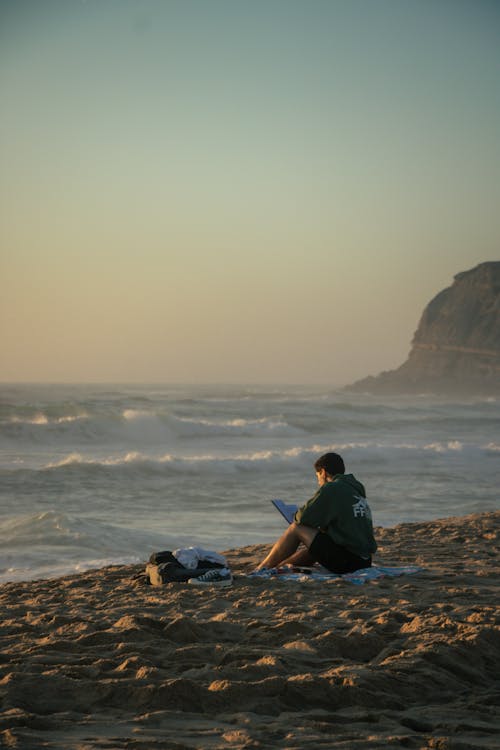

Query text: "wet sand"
[0, 511, 499, 749]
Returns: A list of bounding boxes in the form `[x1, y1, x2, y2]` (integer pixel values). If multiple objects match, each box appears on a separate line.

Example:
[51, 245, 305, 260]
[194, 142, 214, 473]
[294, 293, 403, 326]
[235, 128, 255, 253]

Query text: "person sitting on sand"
[256, 452, 377, 574]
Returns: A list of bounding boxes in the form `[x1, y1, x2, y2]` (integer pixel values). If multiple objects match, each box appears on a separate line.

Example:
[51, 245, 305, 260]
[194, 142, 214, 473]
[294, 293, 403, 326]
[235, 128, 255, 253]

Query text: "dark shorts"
[309, 532, 371, 574]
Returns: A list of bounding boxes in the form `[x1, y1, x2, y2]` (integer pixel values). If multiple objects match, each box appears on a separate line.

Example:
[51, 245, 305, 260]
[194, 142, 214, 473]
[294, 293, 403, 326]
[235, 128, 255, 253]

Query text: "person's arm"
[294, 484, 336, 529]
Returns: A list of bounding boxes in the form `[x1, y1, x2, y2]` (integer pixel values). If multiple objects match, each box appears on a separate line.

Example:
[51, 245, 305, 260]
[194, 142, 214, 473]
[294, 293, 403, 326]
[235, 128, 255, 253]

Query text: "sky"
[1, 0, 499, 385]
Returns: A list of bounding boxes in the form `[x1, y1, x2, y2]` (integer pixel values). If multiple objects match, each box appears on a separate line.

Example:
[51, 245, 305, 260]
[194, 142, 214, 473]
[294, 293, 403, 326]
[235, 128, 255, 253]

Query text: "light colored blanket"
[248, 565, 422, 585]
[172, 546, 228, 570]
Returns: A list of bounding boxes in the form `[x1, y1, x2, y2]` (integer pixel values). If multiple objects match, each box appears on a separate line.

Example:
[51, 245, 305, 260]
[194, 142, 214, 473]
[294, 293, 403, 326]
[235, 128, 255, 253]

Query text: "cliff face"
[349, 261, 500, 395]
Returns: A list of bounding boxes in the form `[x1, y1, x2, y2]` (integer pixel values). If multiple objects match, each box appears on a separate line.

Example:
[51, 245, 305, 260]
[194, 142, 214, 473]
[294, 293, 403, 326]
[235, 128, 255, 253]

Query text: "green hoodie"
[294, 474, 377, 559]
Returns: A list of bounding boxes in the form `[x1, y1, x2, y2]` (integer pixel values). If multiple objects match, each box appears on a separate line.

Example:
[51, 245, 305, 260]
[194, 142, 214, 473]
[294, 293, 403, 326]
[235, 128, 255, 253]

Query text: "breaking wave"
[0, 510, 171, 583]
[0, 410, 303, 444]
[36, 438, 491, 479]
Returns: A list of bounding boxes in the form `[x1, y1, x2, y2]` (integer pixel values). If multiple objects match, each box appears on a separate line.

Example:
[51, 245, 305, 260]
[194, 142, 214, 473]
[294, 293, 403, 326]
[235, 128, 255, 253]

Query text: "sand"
[0, 511, 499, 750]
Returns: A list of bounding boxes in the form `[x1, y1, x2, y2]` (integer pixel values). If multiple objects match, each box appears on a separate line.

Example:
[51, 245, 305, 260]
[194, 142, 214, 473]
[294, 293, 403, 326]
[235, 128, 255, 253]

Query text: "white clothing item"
[173, 546, 227, 571]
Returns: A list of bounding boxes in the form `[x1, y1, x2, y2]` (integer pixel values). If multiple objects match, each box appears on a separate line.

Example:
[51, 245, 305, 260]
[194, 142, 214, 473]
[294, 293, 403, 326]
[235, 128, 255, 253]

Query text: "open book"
[271, 498, 298, 524]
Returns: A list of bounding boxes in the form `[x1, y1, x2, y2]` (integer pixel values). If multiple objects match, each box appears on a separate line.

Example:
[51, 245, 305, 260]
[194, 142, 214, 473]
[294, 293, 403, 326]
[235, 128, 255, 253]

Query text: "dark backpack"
[146, 550, 225, 586]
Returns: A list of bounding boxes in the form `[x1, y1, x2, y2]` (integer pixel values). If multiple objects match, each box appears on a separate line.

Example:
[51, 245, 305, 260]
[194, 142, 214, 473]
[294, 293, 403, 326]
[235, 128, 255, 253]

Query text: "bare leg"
[281, 546, 316, 567]
[256, 523, 319, 570]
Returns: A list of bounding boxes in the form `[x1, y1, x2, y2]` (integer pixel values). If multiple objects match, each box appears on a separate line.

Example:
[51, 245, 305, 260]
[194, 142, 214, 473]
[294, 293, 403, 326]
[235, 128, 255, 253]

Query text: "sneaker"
[188, 567, 233, 588]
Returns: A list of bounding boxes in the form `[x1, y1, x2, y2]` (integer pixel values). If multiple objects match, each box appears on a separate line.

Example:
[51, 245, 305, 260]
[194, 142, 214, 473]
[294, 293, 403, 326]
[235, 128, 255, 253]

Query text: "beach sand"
[0, 512, 499, 750]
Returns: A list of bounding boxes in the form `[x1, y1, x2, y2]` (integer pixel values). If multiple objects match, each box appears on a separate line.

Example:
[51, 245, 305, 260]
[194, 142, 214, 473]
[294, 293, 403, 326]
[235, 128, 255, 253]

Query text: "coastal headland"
[348, 261, 500, 395]
[1, 512, 499, 749]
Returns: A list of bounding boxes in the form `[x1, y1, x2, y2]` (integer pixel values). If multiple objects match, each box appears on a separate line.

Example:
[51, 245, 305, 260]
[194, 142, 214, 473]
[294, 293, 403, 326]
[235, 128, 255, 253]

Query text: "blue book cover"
[271, 499, 298, 524]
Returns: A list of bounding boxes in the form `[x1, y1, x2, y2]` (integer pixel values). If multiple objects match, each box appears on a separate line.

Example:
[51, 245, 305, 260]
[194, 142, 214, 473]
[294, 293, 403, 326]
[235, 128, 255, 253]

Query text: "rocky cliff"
[348, 261, 500, 395]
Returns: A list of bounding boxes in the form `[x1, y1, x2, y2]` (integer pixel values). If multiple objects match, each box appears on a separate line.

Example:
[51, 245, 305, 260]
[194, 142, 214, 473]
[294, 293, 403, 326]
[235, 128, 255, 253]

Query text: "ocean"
[0, 383, 498, 583]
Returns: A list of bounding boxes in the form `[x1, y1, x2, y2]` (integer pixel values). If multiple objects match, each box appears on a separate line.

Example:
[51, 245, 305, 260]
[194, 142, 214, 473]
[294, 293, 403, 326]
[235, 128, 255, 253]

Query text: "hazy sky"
[1, 0, 499, 385]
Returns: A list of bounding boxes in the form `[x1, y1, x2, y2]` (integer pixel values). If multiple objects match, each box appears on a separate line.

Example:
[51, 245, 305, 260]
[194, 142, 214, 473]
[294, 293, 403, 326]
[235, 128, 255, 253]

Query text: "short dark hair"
[314, 452, 345, 476]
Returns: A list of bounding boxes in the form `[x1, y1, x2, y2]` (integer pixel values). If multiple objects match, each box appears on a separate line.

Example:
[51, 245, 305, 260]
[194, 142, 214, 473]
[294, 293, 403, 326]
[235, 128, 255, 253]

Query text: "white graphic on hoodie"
[352, 495, 372, 519]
